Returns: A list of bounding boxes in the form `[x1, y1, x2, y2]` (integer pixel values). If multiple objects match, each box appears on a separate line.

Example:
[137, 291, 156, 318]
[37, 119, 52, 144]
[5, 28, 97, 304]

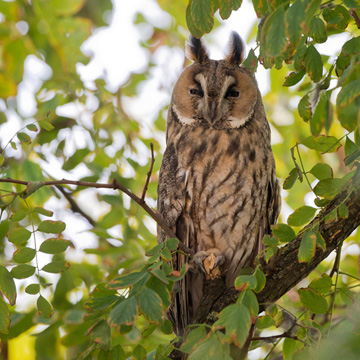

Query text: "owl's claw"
[193, 250, 224, 278]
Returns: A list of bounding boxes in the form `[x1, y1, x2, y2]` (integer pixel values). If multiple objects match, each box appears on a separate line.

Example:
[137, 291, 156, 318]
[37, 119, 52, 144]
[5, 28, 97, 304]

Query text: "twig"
[350, 10, 360, 29]
[0, 177, 194, 256]
[141, 143, 155, 202]
[55, 185, 95, 226]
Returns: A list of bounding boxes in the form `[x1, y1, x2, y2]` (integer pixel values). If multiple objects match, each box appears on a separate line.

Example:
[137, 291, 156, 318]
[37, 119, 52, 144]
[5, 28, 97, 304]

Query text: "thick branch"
[0, 177, 193, 256]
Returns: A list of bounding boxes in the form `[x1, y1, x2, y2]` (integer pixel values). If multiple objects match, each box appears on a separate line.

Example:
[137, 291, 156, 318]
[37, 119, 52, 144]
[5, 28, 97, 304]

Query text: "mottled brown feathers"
[157, 33, 280, 337]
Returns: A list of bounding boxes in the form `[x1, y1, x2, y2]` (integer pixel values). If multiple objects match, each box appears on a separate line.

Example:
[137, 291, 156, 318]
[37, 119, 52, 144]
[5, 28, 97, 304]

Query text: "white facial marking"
[173, 105, 195, 126]
[220, 76, 236, 100]
[228, 112, 253, 128]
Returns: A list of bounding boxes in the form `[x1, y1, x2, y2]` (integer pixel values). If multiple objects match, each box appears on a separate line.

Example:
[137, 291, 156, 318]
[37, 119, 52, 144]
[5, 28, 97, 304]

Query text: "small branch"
[350, 10, 360, 29]
[0, 177, 194, 256]
[141, 143, 155, 202]
[55, 185, 95, 226]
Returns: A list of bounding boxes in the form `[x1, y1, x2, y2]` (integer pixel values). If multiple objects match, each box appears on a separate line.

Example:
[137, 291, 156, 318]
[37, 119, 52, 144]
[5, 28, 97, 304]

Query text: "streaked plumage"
[157, 32, 280, 336]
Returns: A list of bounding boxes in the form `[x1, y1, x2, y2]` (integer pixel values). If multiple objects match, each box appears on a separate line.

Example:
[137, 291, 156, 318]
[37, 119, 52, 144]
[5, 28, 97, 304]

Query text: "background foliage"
[0, 0, 360, 359]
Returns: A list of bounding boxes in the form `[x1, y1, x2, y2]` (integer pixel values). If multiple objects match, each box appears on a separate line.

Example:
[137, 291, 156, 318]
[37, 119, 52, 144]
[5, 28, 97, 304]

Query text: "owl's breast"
[173, 125, 273, 271]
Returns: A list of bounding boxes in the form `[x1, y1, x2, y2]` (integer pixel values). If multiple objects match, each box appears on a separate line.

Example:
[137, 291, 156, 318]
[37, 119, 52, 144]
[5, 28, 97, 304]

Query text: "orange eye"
[225, 89, 239, 98]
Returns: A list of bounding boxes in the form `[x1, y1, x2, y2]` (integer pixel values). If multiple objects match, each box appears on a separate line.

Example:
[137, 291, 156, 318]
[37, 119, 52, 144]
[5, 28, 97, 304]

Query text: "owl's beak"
[208, 100, 217, 123]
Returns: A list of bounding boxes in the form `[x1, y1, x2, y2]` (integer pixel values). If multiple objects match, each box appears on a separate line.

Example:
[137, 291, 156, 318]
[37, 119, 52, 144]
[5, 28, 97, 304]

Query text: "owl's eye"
[225, 89, 240, 98]
[190, 88, 204, 97]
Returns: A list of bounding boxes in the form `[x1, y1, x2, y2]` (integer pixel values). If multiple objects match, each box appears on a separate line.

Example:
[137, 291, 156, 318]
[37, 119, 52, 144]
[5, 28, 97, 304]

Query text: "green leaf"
[10, 210, 28, 221]
[110, 345, 126, 360]
[315, 230, 326, 250]
[33, 207, 53, 217]
[11, 264, 36, 279]
[339, 286, 354, 305]
[298, 230, 316, 262]
[240, 289, 259, 317]
[214, 303, 251, 347]
[257, 315, 275, 329]
[283, 168, 299, 189]
[0, 154, 4, 166]
[39, 238, 71, 254]
[298, 94, 312, 121]
[272, 224, 296, 243]
[186, 1, 203, 38]
[26, 123, 38, 132]
[234, 275, 257, 291]
[323, 5, 350, 30]
[13, 247, 36, 263]
[344, 0, 360, 8]
[7, 228, 32, 245]
[263, 5, 287, 57]
[49, 0, 85, 16]
[139, 287, 164, 324]
[283, 338, 304, 360]
[298, 288, 328, 314]
[302, 135, 340, 153]
[37, 220, 66, 234]
[314, 178, 345, 198]
[108, 297, 138, 327]
[108, 270, 150, 289]
[182, 326, 207, 354]
[10, 141, 17, 150]
[17, 132, 31, 144]
[0, 265, 16, 305]
[38, 120, 54, 131]
[145, 242, 163, 256]
[219, 0, 242, 20]
[309, 163, 333, 180]
[37, 295, 54, 319]
[287, 206, 317, 227]
[309, 274, 332, 294]
[253, 267, 266, 293]
[150, 268, 169, 284]
[309, 17, 327, 43]
[165, 237, 178, 250]
[336, 79, 360, 108]
[339, 203, 349, 218]
[88, 319, 111, 350]
[310, 91, 329, 135]
[42, 261, 70, 273]
[262, 234, 279, 247]
[161, 247, 172, 261]
[342, 37, 360, 55]
[0, 297, 10, 334]
[242, 48, 258, 73]
[191, 0, 214, 32]
[285, 0, 307, 48]
[252, 0, 270, 17]
[25, 283, 40, 295]
[133, 344, 146, 360]
[283, 69, 306, 87]
[146, 276, 171, 308]
[83, 295, 118, 312]
[305, 45, 322, 82]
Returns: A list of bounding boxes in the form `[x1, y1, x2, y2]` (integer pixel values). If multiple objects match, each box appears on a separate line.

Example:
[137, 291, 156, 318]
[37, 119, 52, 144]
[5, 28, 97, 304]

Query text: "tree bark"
[171, 168, 360, 359]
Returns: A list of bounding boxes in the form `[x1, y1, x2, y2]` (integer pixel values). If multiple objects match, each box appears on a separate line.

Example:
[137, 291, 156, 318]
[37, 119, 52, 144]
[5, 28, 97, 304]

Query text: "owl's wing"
[157, 143, 186, 243]
[260, 168, 281, 253]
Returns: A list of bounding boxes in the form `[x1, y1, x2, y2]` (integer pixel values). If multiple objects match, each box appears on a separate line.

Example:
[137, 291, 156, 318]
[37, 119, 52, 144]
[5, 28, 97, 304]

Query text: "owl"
[157, 32, 280, 336]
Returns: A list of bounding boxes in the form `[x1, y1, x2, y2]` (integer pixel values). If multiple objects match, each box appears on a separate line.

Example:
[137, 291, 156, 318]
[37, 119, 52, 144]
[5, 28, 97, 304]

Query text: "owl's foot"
[193, 250, 224, 280]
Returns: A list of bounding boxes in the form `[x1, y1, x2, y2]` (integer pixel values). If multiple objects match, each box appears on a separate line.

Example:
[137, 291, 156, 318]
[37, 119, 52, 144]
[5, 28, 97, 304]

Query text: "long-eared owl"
[157, 32, 281, 336]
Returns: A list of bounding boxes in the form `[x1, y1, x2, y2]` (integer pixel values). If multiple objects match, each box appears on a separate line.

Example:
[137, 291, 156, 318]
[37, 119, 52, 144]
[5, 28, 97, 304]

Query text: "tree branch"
[0, 177, 194, 256]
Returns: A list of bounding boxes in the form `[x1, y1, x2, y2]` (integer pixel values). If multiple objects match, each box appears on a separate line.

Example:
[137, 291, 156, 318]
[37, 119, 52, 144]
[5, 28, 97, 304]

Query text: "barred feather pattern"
[157, 33, 280, 337]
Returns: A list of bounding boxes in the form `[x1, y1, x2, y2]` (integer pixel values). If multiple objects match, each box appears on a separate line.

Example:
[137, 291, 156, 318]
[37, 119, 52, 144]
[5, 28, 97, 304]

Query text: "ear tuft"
[224, 32, 245, 66]
[185, 35, 209, 64]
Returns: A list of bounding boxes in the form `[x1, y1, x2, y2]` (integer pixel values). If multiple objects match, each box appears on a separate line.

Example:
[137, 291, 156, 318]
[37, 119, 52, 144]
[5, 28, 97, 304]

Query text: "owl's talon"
[211, 255, 224, 271]
[194, 257, 206, 273]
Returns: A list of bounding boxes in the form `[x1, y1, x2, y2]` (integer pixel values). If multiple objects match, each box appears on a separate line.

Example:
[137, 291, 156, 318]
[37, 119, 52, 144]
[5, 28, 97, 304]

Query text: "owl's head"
[170, 32, 259, 130]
